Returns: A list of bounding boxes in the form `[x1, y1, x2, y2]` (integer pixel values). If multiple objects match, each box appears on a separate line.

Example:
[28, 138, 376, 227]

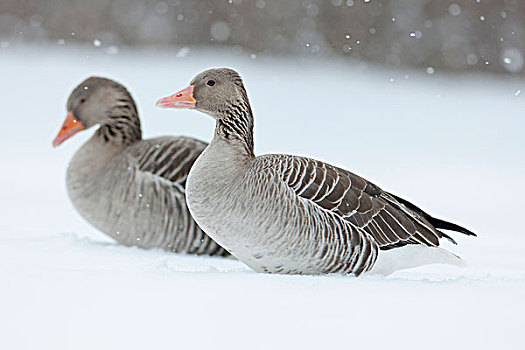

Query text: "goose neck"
[94, 90, 142, 146]
[214, 100, 255, 158]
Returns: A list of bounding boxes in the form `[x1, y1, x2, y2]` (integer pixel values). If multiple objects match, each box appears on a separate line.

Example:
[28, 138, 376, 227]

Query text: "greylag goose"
[156, 68, 476, 276]
[53, 77, 228, 256]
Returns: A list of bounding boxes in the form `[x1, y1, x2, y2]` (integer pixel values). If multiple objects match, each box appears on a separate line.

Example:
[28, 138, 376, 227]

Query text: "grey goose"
[53, 77, 228, 256]
[156, 68, 476, 276]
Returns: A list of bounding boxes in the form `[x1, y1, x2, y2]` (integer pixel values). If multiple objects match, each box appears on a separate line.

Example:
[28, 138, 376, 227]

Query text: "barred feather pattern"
[269, 155, 447, 250]
[253, 155, 381, 275]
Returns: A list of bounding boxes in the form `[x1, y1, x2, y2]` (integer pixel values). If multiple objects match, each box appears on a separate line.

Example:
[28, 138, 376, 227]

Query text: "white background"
[1, 46, 523, 349]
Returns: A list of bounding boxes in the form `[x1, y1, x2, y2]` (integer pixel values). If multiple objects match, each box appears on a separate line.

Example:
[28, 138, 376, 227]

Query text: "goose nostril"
[176, 93, 182, 97]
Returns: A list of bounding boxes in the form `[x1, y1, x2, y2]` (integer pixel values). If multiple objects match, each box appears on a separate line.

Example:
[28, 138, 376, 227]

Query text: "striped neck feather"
[215, 99, 255, 157]
[95, 91, 142, 146]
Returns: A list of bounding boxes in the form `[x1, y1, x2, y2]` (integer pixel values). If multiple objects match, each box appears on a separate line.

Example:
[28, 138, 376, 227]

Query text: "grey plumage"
[57, 77, 228, 256]
[274, 155, 475, 250]
[158, 68, 475, 276]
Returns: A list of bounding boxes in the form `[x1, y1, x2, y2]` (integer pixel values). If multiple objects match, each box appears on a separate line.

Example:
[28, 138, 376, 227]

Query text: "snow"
[1, 46, 524, 349]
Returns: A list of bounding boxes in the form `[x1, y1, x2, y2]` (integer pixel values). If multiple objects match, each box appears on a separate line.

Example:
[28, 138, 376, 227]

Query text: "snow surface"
[1, 46, 524, 349]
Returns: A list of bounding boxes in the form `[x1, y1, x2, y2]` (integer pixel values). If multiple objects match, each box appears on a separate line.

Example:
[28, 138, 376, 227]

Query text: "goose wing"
[270, 155, 474, 250]
[129, 136, 206, 186]
[115, 136, 227, 255]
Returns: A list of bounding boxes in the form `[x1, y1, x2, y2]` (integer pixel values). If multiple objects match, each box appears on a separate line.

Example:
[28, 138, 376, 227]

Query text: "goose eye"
[207, 80, 215, 87]
[79, 98, 86, 104]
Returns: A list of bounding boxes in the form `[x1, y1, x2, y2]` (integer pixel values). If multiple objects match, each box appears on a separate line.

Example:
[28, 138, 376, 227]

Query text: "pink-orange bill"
[156, 85, 196, 109]
[52, 111, 85, 147]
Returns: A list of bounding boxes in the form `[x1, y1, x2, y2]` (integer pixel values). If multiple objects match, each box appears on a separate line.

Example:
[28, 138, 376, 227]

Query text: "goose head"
[53, 77, 130, 147]
[156, 68, 249, 120]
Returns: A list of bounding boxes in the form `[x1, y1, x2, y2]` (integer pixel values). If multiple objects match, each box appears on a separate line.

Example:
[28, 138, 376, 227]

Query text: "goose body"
[187, 140, 373, 274]
[55, 77, 227, 255]
[157, 68, 476, 275]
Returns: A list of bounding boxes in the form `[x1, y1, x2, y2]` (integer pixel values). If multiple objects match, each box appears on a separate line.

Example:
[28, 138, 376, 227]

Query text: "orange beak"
[155, 85, 196, 109]
[52, 111, 86, 147]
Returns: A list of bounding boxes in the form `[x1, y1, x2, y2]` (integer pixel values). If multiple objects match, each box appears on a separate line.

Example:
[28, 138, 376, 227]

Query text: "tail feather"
[389, 193, 477, 238]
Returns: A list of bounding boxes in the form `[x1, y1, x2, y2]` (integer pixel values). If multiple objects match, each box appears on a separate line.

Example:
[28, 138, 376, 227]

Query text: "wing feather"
[273, 155, 473, 250]
[129, 136, 206, 184]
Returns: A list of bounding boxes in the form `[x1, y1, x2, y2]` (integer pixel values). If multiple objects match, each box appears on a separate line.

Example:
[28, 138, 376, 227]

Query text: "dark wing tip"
[388, 192, 477, 238]
[428, 217, 477, 237]
[436, 229, 458, 245]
